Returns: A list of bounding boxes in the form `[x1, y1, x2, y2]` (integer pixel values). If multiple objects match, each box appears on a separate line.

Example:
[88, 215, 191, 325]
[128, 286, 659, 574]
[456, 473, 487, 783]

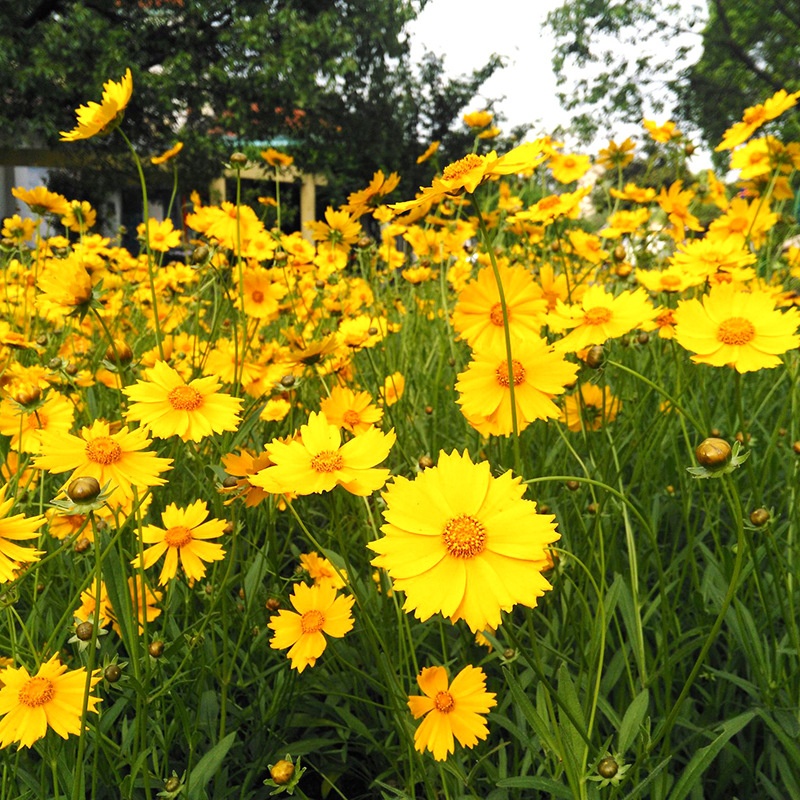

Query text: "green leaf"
[670, 711, 756, 800]
[496, 776, 573, 797]
[502, 667, 559, 753]
[618, 689, 649, 754]
[185, 731, 236, 799]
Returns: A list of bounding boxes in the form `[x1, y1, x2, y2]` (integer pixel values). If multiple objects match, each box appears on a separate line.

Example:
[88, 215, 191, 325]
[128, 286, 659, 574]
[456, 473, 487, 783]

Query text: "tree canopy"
[546, 0, 800, 153]
[0, 0, 501, 204]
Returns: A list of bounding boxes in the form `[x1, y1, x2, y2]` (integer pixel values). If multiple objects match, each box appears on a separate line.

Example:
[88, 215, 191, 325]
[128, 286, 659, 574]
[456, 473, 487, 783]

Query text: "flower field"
[1, 71, 800, 798]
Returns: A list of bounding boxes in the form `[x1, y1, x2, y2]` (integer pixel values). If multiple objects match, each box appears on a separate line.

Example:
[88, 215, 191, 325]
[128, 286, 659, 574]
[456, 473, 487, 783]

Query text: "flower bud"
[191, 245, 210, 264]
[74, 537, 91, 554]
[229, 152, 248, 167]
[585, 345, 604, 369]
[613, 245, 627, 263]
[418, 455, 434, 470]
[105, 339, 133, 365]
[67, 476, 102, 503]
[104, 664, 122, 683]
[565, 480, 580, 492]
[749, 508, 769, 527]
[695, 437, 731, 470]
[148, 640, 165, 658]
[75, 621, 94, 641]
[12, 384, 41, 406]
[164, 776, 181, 793]
[280, 374, 295, 388]
[598, 757, 618, 779]
[266, 597, 281, 612]
[270, 760, 295, 785]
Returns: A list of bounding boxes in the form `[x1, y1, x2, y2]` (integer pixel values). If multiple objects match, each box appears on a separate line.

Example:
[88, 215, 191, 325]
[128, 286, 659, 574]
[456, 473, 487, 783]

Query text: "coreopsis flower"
[36, 257, 96, 319]
[655, 181, 703, 240]
[635, 265, 698, 295]
[151, 142, 184, 165]
[463, 110, 493, 129]
[706, 197, 778, 249]
[369, 450, 559, 632]
[186, 201, 263, 252]
[455, 337, 579, 437]
[60, 68, 133, 141]
[599, 208, 651, 239]
[379, 372, 405, 407]
[667, 238, 757, 284]
[261, 147, 294, 168]
[716, 89, 800, 151]
[0, 655, 101, 749]
[260, 398, 292, 422]
[0, 488, 45, 582]
[408, 665, 497, 761]
[34, 420, 172, 504]
[549, 151, 592, 184]
[254, 411, 395, 497]
[560, 383, 622, 431]
[319, 386, 383, 435]
[416, 141, 440, 164]
[0, 391, 75, 454]
[123, 361, 243, 442]
[568, 229, 608, 264]
[131, 499, 226, 586]
[137, 218, 182, 253]
[343, 170, 401, 218]
[11, 186, 70, 217]
[643, 118, 681, 143]
[221, 449, 274, 506]
[597, 138, 635, 170]
[237, 265, 287, 320]
[61, 201, 96, 233]
[300, 551, 347, 589]
[305, 207, 361, 254]
[268, 582, 354, 673]
[673, 283, 800, 373]
[452, 263, 547, 352]
[549, 285, 657, 353]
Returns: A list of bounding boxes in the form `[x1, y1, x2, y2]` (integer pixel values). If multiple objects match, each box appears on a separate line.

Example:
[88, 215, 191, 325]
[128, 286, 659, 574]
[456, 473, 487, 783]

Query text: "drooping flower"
[131, 499, 227, 586]
[455, 337, 579, 437]
[11, 186, 70, 217]
[60, 68, 133, 141]
[253, 411, 395, 497]
[34, 420, 172, 504]
[369, 450, 559, 632]
[0, 488, 45, 583]
[559, 383, 622, 431]
[673, 283, 800, 372]
[124, 361, 243, 442]
[407, 664, 497, 761]
[268, 582, 354, 673]
[0, 655, 101, 749]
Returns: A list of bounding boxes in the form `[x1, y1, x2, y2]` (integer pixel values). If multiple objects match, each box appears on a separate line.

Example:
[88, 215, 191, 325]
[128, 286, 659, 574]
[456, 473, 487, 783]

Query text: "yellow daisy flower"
[268, 582, 354, 673]
[0, 488, 45, 583]
[559, 383, 622, 431]
[319, 386, 383, 435]
[132, 499, 226, 586]
[300, 551, 347, 589]
[408, 664, 497, 761]
[60, 68, 133, 141]
[0, 655, 101, 749]
[369, 450, 559, 633]
[124, 361, 243, 442]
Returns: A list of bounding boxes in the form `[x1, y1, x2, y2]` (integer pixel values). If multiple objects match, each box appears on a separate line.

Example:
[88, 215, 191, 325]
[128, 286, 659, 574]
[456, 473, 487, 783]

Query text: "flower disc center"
[85, 436, 122, 465]
[434, 690, 455, 713]
[495, 359, 526, 387]
[311, 450, 344, 473]
[717, 316, 755, 345]
[584, 306, 612, 325]
[251, 290, 265, 303]
[442, 514, 487, 558]
[489, 302, 509, 327]
[164, 525, 193, 548]
[300, 609, 325, 634]
[442, 154, 483, 183]
[342, 410, 361, 426]
[19, 676, 55, 708]
[168, 386, 204, 411]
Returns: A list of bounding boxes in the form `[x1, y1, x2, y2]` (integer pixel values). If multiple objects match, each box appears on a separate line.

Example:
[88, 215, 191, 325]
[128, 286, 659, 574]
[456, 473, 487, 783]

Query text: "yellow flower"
[608, 183, 656, 203]
[549, 151, 592, 184]
[36, 256, 95, 319]
[463, 110, 493, 129]
[124, 361, 243, 442]
[408, 664, 497, 761]
[137, 218, 182, 253]
[0, 391, 75, 454]
[0, 655, 101, 749]
[132, 499, 227, 586]
[237, 265, 287, 320]
[151, 142, 184, 165]
[643, 118, 681, 143]
[0, 488, 45, 583]
[261, 148, 294, 168]
[34, 420, 172, 505]
[61, 200, 96, 232]
[254, 411, 395, 497]
[60, 68, 133, 141]
[673, 283, 800, 373]
[300, 551, 347, 589]
[452, 263, 547, 352]
[379, 372, 405, 407]
[560, 383, 622, 431]
[268, 582, 354, 673]
[716, 89, 800, 151]
[369, 450, 559, 632]
[343, 170, 401, 218]
[220, 449, 274, 507]
[597, 138, 635, 170]
[319, 386, 383, 435]
[416, 141, 440, 164]
[455, 337, 579, 437]
[11, 186, 70, 217]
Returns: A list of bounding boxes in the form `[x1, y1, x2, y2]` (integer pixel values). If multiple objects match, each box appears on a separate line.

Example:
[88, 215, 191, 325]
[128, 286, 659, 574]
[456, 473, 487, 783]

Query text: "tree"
[546, 0, 800, 153]
[0, 0, 501, 207]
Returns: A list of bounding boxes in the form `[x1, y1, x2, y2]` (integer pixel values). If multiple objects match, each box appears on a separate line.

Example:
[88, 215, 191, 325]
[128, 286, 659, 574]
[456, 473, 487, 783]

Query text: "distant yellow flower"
[300, 551, 347, 589]
[137, 218, 182, 253]
[706, 196, 778, 249]
[254, 411, 395, 496]
[221, 449, 274, 507]
[463, 110, 493, 129]
[344, 170, 401, 218]
[674, 283, 800, 372]
[60, 68, 133, 141]
[0, 391, 75, 454]
[716, 89, 800, 151]
[597, 138, 635, 170]
[408, 664, 497, 761]
[2, 214, 36, 244]
[0, 488, 44, 583]
[151, 142, 184, 165]
[237, 265, 287, 320]
[668, 238, 756, 283]
[260, 398, 292, 422]
[132, 499, 227, 586]
[36, 257, 95, 318]
[643, 118, 681, 143]
[268, 582, 354, 673]
[416, 141, 440, 164]
[609, 183, 656, 204]
[380, 372, 405, 407]
[261, 148, 294, 168]
[319, 386, 383, 435]
[549, 151, 592, 184]
[11, 186, 70, 217]
[61, 201, 96, 232]
[0, 655, 101, 749]
[124, 361, 243, 442]
[560, 383, 622, 431]
[370, 450, 559, 632]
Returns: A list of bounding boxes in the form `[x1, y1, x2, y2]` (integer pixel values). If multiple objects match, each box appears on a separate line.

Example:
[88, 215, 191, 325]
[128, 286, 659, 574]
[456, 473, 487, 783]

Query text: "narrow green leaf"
[503, 667, 559, 753]
[185, 731, 236, 799]
[618, 689, 649, 754]
[496, 776, 573, 797]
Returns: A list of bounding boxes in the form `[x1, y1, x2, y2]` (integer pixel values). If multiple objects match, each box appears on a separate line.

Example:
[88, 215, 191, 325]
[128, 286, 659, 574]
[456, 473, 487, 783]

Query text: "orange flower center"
[311, 450, 344, 473]
[85, 436, 122, 465]
[300, 609, 325, 634]
[434, 690, 455, 713]
[584, 306, 612, 325]
[717, 317, 756, 345]
[442, 153, 483, 183]
[495, 359, 526, 387]
[27, 412, 47, 430]
[442, 514, 487, 558]
[342, 410, 361, 427]
[19, 676, 55, 707]
[489, 302, 509, 326]
[660, 274, 682, 290]
[164, 525, 193, 548]
[168, 386, 204, 411]
[728, 217, 748, 232]
[251, 290, 265, 303]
